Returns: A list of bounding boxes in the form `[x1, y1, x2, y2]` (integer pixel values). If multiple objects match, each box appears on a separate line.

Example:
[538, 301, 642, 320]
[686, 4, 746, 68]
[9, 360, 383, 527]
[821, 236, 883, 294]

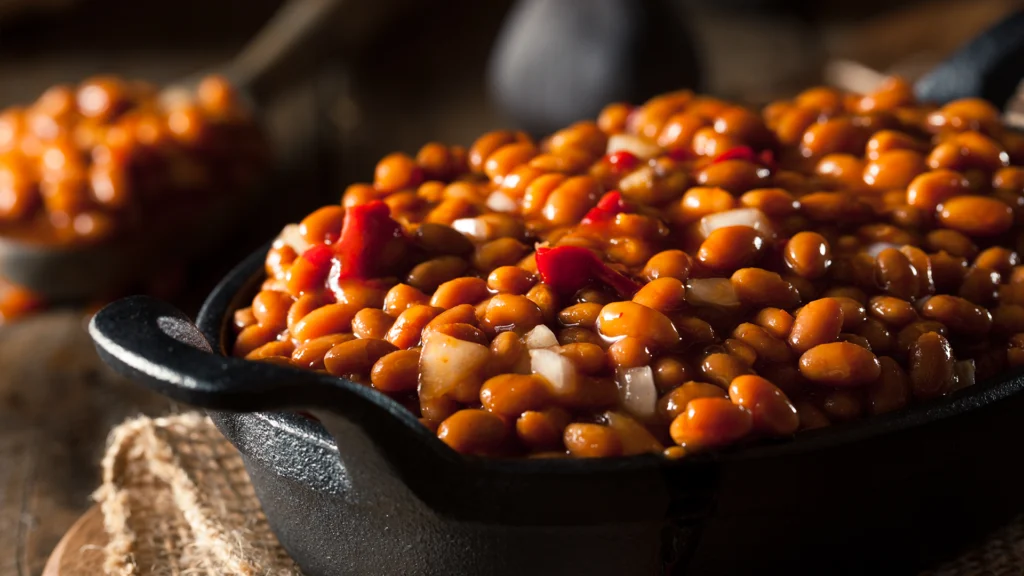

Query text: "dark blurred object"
[487, 0, 701, 135]
[0, 0, 75, 21]
[915, 9, 1024, 109]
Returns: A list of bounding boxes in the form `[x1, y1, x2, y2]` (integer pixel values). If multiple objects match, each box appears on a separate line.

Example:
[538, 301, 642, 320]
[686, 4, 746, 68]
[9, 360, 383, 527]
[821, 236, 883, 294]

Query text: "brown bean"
[789, 298, 844, 354]
[291, 334, 355, 369]
[798, 342, 881, 386]
[632, 277, 687, 313]
[558, 302, 604, 329]
[351, 308, 395, 340]
[784, 232, 832, 279]
[866, 356, 910, 414]
[642, 250, 693, 282]
[406, 256, 468, 292]
[413, 222, 474, 255]
[651, 357, 692, 393]
[430, 277, 489, 309]
[487, 266, 536, 294]
[895, 321, 949, 355]
[371, 349, 421, 392]
[596, 301, 680, 351]
[482, 294, 544, 335]
[919, 295, 992, 336]
[697, 226, 764, 273]
[607, 337, 653, 369]
[383, 284, 430, 316]
[252, 290, 293, 332]
[564, 423, 622, 458]
[669, 397, 753, 449]
[937, 196, 1014, 237]
[958, 267, 1001, 306]
[755, 308, 795, 340]
[728, 375, 798, 436]
[908, 332, 955, 399]
[516, 408, 571, 451]
[385, 305, 443, 349]
[438, 409, 509, 456]
[480, 373, 553, 416]
[874, 248, 918, 301]
[700, 353, 752, 388]
[732, 323, 792, 363]
[723, 338, 758, 366]
[731, 268, 801, 309]
[868, 296, 918, 327]
[324, 338, 398, 376]
[856, 318, 895, 355]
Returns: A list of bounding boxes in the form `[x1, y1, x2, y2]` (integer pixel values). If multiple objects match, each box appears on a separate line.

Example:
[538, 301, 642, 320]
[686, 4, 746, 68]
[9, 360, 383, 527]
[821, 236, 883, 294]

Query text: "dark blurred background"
[0, 0, 1016, 251]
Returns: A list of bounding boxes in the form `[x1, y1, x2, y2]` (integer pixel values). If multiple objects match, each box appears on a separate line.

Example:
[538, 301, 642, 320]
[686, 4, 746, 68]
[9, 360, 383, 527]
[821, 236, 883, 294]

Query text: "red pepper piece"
[535, 245, 642, 298]
[667, 148, 694, 162]
[757, 149, 777, 172]
[286, 244, 336, 297]
[710, 145, 757, 165]
[604, 150, 640, 173]
[581, 190, 630, 225]
[332, 200, 405, 281]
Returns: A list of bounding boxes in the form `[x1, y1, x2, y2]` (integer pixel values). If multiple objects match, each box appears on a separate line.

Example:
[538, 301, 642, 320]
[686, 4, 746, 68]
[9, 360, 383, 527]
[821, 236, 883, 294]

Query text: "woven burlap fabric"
[92, 413, 1024, 576]
[93, 413, 301, 576]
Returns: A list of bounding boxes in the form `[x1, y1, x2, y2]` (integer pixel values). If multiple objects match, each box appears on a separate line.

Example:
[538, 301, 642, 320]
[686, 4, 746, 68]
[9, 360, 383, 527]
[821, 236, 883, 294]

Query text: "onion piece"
[419, 330, 492, 402]
[865, 242, 901, 258]
[524, 324, 559, 349]
[606, 134, 661, 160]
[686, 278, 741, 308]
[604, 411, 664, 454]
[276, 223, 311, 254]
[615, 366, 658, 421]
[618, 165, 655, 195]
[953, 359, 976, 391]
[451, 217, 494, 242]
[529, 348, 579, 396]
[698, 208, 773, 239]
[486, 190, 518, 213]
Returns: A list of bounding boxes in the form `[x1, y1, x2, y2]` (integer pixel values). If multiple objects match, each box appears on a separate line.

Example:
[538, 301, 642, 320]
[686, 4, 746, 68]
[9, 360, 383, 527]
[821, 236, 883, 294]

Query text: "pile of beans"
[0, 75, 266, 245]
[233, 77, 1024, 459]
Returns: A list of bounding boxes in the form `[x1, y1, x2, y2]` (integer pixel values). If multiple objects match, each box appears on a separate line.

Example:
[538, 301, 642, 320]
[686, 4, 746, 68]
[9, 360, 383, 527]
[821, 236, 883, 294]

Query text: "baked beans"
[233, 81, 1024, 458]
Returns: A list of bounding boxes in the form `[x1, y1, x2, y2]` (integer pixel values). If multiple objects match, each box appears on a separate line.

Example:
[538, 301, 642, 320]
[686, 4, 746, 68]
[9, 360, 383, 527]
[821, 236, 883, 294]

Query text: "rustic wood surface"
[0, 312, 172, 576]
[39, 506, 104, 576]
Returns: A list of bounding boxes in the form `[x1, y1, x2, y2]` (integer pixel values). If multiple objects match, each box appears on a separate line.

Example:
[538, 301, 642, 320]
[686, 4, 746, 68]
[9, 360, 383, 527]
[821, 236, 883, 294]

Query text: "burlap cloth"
[93, 413, 1024, 575]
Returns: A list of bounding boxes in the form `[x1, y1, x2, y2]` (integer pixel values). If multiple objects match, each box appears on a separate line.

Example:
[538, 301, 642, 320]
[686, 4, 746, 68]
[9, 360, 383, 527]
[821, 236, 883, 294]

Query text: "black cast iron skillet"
[89, 11, 1024, 576]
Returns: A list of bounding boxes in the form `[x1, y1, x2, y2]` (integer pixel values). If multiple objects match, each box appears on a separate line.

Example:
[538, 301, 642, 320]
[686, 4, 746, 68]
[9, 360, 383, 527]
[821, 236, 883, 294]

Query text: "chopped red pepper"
[757, 149, 777, 172]
[332, 200, 405, 282]
[710, 145, 757, 165]
[535, 245, 642, 299]
[286, 244, 335, 297]
[711, 145, 777, 172]
[581, 191, 631, 225]
[302, 244, 334, 269]
[667, 148, 695, 162]
[604, 150, 640, 173]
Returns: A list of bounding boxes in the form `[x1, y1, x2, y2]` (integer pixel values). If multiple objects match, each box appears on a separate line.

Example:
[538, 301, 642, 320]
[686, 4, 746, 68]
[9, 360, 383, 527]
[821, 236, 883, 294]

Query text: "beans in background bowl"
[232, 77, 1024, 459]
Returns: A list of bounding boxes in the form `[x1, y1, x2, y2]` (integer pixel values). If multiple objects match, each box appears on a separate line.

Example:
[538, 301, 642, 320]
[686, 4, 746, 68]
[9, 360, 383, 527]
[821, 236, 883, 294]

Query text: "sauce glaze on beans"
[235, 78, 1024, 458]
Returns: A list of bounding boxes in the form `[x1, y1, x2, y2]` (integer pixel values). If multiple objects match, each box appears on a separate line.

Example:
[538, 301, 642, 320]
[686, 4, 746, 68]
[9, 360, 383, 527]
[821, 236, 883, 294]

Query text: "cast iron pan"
[90, 10, 1024, 576]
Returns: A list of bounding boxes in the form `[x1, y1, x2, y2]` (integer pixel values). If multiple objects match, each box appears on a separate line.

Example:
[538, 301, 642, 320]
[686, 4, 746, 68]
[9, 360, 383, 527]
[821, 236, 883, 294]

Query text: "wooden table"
[0, 312, 172, 576]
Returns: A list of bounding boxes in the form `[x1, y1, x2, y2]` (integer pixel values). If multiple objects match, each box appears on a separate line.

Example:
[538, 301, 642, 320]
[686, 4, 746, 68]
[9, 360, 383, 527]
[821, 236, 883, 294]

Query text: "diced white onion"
[418, 330, 492, 401]
[615, 366, 657, 420]
[865, 242, 901, 257]
[276, 223, 310, 254]
[451, 217, 493, 242]
[524, 324, 559, 349]
[529, 348, 578, 396]
[606, 134, 661, 160]
[685, 278, 741, 308]
[618, 166, 654, 194]
[698, 208, 773, 239]
[486, 190, 518, 213]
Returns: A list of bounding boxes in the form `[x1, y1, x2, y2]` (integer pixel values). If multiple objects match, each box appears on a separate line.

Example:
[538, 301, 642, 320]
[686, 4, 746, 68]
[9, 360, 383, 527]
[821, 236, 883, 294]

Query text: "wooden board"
[41, 506, 105, 576]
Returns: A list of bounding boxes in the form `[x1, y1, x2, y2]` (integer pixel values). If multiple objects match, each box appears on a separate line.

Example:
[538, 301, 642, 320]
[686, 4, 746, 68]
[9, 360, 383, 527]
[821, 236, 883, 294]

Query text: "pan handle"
[914, 9, 1024, 108]
[88, 295, 427, 430]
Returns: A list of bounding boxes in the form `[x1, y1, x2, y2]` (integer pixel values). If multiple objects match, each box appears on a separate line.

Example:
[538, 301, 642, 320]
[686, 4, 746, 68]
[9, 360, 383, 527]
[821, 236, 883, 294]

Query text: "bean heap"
[233, 78, 1024, 459]
[0, 75, 266, 245]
